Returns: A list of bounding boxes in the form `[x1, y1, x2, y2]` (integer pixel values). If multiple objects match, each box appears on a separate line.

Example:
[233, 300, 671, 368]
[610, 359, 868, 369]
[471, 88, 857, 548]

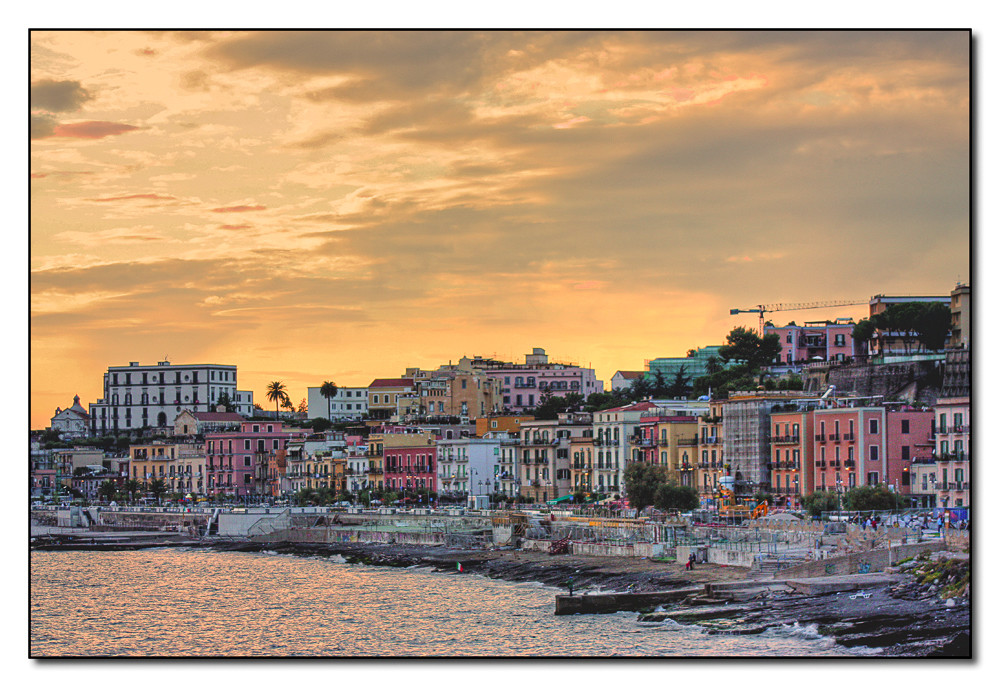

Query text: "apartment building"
[285, 432, 347, 495]
[764, 319, 855, 366]
[382, 430, 437, 497]
[593, 401, 659, 498]
[88, 361, 253, 434]
[934, 396, 970, 509]
[518, 412, 592, 503]
[463, 349, 602, 413]
[694, 404, 726, 505]
[767, 405, 814, 509]
[203, 421, 304, 499]
[306, 386, 369, 422]
[436, 436, 504, 502]
[367, 378, 415, 420]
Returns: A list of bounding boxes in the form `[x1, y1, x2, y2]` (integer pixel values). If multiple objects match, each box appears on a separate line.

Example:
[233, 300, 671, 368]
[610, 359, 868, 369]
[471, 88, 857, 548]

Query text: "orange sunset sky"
[29, 30, 970, 430]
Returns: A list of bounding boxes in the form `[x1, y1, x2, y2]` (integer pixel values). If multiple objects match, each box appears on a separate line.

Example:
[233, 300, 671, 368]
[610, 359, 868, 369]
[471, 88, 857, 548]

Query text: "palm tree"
[320, 380, 338, 418]
[124, 479, 142, 503]
[149, 478, 167, 504]
[265, 381, 289, 419]
[98, 480, 117, 503]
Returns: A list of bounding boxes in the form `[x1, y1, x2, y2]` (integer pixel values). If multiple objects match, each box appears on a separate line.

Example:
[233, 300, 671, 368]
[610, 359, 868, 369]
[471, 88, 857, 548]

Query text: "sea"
[30, 548, 861, 658]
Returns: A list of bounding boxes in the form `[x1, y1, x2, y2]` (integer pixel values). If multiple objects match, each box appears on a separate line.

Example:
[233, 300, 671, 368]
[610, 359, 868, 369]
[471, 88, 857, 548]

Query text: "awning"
[546, 495, 574, 505]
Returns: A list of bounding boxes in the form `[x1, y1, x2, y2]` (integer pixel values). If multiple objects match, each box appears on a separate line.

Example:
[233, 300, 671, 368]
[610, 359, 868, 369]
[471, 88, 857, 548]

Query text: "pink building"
[384, 445, 437, 500]
[204, 421, 305, 499]
[463, 349, 603, 412]
[765, 319, 856, 366]
[809, 405, 933, 500]
[768, 410, 814, 509]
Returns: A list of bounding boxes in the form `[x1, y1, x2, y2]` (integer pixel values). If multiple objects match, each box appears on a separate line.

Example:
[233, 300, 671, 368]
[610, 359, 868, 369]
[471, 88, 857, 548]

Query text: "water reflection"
[31, 549, 850, 657]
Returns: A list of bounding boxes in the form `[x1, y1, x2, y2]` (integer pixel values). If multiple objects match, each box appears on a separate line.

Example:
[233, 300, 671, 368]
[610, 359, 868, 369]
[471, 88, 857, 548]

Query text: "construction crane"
[729, 299, 869, 335]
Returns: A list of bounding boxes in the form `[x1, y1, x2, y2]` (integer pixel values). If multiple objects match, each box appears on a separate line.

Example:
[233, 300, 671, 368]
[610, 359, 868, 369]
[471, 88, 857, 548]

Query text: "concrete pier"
[555, 587, 702, 615]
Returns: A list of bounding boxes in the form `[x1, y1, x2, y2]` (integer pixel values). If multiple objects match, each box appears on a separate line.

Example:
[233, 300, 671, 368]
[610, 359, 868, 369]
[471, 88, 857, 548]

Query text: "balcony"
[828, 433, 840, 441]
[772, 434, 799, 445]
[815, 460, 826, 468]
[700, 436, 719, 445]
[844, 459, 856, 468]
[815, 434, 826, 442]
[676, 438, 698, 447]
[842, 433, 855, 441]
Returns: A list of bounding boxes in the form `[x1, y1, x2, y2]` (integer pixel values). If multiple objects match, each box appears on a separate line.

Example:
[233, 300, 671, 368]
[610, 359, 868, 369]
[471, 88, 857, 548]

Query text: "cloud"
[45, 121, 141, 139]
[84, 193, 178, 203]
[219, 224, 251, 230]
[211, 204, 267, 213]
[31, 114, 57, 139]
[31, 79, 93, 112]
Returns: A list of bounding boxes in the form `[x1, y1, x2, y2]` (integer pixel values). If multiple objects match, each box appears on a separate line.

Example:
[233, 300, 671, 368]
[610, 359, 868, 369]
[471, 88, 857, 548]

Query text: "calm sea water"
[31, 549, 859, 657]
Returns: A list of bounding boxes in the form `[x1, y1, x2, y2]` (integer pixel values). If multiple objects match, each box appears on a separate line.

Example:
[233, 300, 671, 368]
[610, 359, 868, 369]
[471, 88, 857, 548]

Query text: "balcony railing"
[700, 436, 720, 445]
[815, 434, 826, 442]
[815, 460, 826, 468]
[772, 434, 799, 445]
[677, 438, 698, 446]
[842, 433, 855, 441]
[829, 433, 840, 441]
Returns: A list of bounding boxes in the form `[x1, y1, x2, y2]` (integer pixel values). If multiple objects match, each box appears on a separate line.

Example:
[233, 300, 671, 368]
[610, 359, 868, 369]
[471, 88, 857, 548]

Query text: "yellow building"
[476, 415, 534, 437]
[129, 443, 208, 496]
[695, 403, 726, 502]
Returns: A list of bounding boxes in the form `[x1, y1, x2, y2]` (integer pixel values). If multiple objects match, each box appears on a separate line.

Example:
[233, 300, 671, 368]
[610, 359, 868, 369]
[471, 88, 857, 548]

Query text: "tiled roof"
[368, 378, 414, 389]
[191, 412, 244, 421]
[615, 371, 645, 379]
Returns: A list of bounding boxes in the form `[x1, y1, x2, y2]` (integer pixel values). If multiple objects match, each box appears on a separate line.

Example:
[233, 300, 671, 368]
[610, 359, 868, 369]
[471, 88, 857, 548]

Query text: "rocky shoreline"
[198, 539, 970, 657]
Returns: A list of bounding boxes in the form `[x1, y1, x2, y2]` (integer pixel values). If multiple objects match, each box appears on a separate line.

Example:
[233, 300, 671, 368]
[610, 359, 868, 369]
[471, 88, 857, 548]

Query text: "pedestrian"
[871, 519, 877, 533]
[689, 552, 697, 569]
[567, 577, 574, 597]
[861, 519, 867, 531]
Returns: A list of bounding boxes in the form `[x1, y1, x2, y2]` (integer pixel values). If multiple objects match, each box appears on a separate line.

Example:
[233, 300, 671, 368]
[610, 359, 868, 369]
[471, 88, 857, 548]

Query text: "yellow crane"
[730, 299, 868, 335]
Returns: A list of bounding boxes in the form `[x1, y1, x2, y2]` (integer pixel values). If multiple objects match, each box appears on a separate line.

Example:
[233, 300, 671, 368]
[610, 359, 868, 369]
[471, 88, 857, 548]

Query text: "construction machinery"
[730, 299, 868, 335]
[715, 486, 769, 521]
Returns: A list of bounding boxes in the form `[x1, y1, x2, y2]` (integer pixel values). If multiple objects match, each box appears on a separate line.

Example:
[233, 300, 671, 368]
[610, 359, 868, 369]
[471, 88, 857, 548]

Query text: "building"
[463, 349, 603, 413]
[406, 358, 502, 421]
[628, 412, 700, 487]
[764, 319, 856, 366]
[610, 371, 644, 392]
[518, 412, 593, 503]
[49, 395, 90, 438]
[475, 414, 533, 437]
[694, 404, 726, 506]
[88, 361, 253, 434]
[645, 346, 728, 384]
[382, 430, 437, 499]
[593, 401, 661, 499]
[285, 432, 348, 495]
[864, 294, 951, 357]
[173, 409, 245, 436]
[436, 436, 504, 503]
[767, 405, 814, 509]
[947, 283, 970, 350]
[204, 420, 305, 499]
[306, 386, 369, 423]
[367, 378, 415, 420]
[933, 396, 969, 509]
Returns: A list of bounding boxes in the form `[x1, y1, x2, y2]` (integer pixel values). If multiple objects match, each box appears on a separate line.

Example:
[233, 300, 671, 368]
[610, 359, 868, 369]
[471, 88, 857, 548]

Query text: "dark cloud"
[31, 114, 57, 139]
[31, 79, 93, 113]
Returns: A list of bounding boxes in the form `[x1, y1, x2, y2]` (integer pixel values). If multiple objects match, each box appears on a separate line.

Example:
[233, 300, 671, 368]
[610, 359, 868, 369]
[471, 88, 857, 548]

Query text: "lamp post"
[836, 475, 843, 521]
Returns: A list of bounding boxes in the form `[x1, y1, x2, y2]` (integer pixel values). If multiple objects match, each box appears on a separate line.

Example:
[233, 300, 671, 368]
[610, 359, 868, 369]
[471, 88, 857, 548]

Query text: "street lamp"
[836, 475, 843, 521]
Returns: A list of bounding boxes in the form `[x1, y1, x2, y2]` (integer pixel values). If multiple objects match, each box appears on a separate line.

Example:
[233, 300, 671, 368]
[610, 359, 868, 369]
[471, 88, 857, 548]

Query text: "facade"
[88, 361, 252, 434]
[518, 413, 592, 503]
[865, 294, 951, 357]
[382, 431, 437, 498]
[367, 378, 415, 420]
[593, 401, 660, 498]
[645, 346, 728, 383]
[947, 283, 970, 350]
[306, 386, 369, 423]
[611, 371, 644, 392]
[933, 396, 969, 509]
[204, 421, 305, 499]
[49, 395, 90, 438]
[764, 319, 856, 366]
[694, 405, 726, 506]
[173, 410, 244, 436]
[285, 432, 348, 495]
[436, 437, 503, 502]
[408, 359, 502, 421]
[475, 415, 533, 437]
[463, 349, 603, 413]
[767, 407, 814, 508]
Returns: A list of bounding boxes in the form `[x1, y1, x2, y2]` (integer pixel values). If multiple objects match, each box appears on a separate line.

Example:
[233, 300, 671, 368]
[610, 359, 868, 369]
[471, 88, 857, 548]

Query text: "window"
[901, 446, 910, 461]
[244, 439, 250, 450]
[869, 419, 878, 434]
[939, 413, 947, 432]
[867, 471, 879, 486]
[869, 445, 878, 461]
[954, 413, 963, 430]
[244, 456, 251, 467]
[901, 420, 910, 434]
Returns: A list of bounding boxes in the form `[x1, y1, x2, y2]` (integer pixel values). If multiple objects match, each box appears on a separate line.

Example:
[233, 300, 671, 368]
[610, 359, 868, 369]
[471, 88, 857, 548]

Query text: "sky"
[29, 29, 970, 430]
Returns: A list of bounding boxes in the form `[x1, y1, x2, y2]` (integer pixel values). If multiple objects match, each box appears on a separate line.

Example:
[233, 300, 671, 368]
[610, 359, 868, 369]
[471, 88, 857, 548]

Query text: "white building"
[88, 361, 253, 434]
[436, 437, 503, 503]
[307, 386, 369, 422]
[49, 395, 90, 438]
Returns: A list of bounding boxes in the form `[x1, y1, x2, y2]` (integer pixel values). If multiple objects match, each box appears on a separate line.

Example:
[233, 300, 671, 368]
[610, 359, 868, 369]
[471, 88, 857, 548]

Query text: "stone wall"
[773, 540, 945, 579]
[812, 360, 942, 404]
[254, 527, 447, 547]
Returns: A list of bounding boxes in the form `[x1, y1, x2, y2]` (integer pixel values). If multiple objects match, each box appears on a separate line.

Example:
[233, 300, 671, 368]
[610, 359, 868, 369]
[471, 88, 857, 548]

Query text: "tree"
[627, 376, 653, 402]
[844, 485, 908, 511]
[654, 482, 699, 511]
[97, 480, 118, 503]
[281, 396, 295, 414]
[705, 356, 723, 375]
[308, 417, 334, 432]
[651, 370, 668, 398]
[297, 398, 308, 413]
[623, 462, 667, 513]
[320, 380, 339, 404]
[215, 392, 237, 412]
[718, 327, 782, 371]
[149, 478, 167, 504]
[667, 366, 691, 398]
[265, 381, 289, 419]
[802, 490, 838, 517]
[124, 479, 142, 503]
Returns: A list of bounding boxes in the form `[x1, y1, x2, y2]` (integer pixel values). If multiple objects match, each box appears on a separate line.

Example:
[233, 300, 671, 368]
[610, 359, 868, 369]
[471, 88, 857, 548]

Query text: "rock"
[945, 598, 956, 608]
